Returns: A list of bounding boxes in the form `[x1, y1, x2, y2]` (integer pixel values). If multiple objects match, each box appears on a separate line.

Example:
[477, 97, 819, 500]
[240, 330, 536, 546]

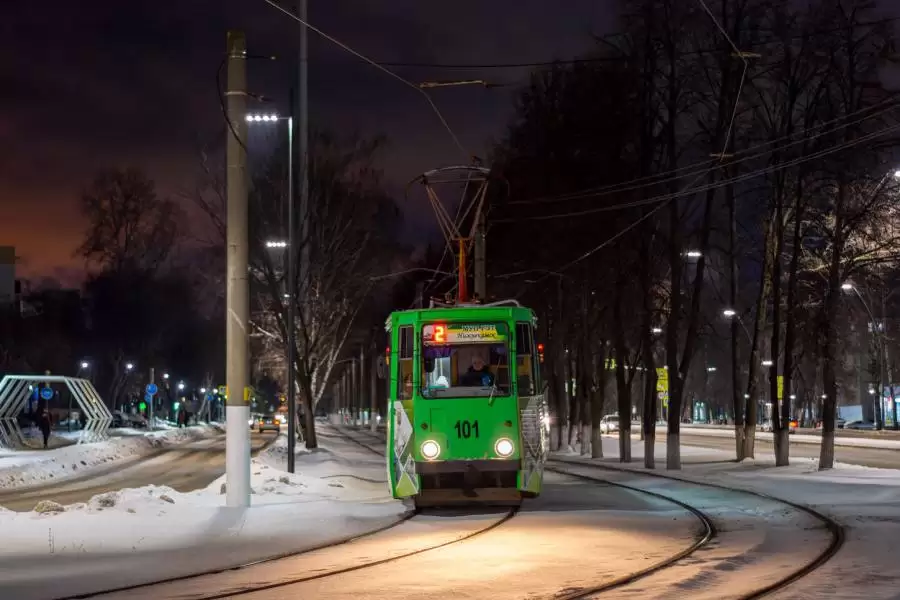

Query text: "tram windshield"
[420, 323, 510, 398]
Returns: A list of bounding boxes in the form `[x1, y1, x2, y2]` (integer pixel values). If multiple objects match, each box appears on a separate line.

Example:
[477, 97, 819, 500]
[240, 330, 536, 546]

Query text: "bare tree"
[77, 167, 180, 272]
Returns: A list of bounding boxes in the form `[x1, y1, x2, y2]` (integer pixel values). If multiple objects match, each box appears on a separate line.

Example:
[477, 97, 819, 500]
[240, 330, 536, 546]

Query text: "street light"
[249, 110, 299, 473]
[163, 373, 170, 380]
[200, 387, 208, 394]
[722, 308, 736, 317]
[651, 327, 663, 334]
[842, 282, 886, 430]
[265, 240, 288, 248]
[245, 113, 279, 122]
[685, 250, 702, 258]
[762, 360, 774, 367]
[125, 362, 134, 371]
[178, 382, 185, 391]
[707, 366, 717, 372]
[80, 361, 90, 370]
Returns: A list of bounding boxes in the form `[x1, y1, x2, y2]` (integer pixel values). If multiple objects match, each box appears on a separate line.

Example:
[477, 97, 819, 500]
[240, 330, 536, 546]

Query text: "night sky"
[2, 0, 611, 284]
[6, 1, 900, 285]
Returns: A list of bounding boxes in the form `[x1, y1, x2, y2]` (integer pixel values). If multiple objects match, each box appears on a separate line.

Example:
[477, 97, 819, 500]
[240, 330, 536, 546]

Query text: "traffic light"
[537, 343, 545, 364]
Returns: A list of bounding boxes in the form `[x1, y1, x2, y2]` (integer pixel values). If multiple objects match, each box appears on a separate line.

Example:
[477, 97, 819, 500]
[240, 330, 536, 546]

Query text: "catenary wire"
[495, 119, 900, 223]
[260, 0, 467, 159]
[369, 16, 900, 70]
[505, 7, 894, 286]
[507, 95, 900, 207]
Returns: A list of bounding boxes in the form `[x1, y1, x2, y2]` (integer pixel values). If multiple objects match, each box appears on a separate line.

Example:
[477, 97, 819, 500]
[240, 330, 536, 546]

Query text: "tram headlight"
[421, 440, 441, 460]
[495, 438, 515, 458]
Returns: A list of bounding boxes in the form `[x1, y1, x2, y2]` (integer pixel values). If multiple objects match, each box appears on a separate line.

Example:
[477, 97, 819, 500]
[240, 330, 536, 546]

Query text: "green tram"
[385, 301, 550, 507]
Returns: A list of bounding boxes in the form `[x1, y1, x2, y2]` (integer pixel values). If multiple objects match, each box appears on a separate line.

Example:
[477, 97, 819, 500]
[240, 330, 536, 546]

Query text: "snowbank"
[0, 425, 221, 491]
[649, 423, 900, 450]
[0, 429, 406, 600]
[554, 437, 900, 599]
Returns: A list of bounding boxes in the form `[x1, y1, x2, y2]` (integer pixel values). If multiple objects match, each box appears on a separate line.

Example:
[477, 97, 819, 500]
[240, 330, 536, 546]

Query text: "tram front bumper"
[415, 459, 520, 475]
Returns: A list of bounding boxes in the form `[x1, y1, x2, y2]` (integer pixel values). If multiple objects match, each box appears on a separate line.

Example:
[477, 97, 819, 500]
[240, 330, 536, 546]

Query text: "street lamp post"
[842, 282, 886, 430]
[250, 112, 298, 473]
[722, 308, 753, 343]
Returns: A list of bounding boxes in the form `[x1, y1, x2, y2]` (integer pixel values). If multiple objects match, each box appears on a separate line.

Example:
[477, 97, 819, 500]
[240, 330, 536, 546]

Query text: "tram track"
[343, 427, 715, 599]
[547, 458, 844, 599]
[75, 425, 520, 600]
[349, 426, 842, 599]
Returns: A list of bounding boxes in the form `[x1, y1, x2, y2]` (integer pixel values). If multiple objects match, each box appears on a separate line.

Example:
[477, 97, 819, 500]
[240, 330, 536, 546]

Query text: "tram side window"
[515, 323, 538, 395]
[397, 326, 413, 400]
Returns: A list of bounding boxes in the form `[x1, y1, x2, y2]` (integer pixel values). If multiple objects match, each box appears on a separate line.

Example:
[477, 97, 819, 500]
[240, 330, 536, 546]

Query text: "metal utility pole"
[369, 339, 378, 431]
[287, 109, 297, 473]
[295, 0, 315, 447]
[359, 346, 366, 425]
[350, 358, 358, 425]
[474, 211, 486, 300]
[148, 367, 155, 427]
[415, 281, 424, 309]
[225, 30, 251, 508]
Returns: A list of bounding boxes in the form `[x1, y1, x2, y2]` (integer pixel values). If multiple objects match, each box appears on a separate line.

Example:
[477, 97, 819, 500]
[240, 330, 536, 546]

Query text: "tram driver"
[460, 353, 495, 387]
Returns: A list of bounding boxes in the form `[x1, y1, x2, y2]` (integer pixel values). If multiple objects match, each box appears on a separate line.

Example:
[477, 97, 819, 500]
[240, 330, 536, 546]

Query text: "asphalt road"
[677, 433, 900, 468]
[0, 432, 274, 512]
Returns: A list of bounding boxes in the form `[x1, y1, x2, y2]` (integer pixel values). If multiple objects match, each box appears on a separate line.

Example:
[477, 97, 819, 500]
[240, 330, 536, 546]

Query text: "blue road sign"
[146, 383, 158, 396]
[40, 387, 53, 400]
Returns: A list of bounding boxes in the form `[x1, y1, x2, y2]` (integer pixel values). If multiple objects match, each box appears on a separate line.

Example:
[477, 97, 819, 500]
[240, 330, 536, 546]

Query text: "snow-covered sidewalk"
[0, 424, 222, 491]
[669, 423, 900, 450]
[554, 438, 900, 599]
[0, 427, 406, 600]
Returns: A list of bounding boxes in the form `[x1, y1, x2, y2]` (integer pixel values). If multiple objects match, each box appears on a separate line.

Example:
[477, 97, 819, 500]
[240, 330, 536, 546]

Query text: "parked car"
[600, 414, 619, 434]
[844, 420, 875, 430]
[256, 414, 281, 433]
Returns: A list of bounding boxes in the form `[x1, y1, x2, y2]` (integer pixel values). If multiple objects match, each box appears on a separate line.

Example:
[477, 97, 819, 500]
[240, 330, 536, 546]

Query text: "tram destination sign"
[423, 323, 507, 345]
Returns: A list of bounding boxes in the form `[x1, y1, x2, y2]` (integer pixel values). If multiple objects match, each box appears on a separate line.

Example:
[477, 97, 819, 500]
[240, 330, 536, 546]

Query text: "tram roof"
[386, 302, 535, 330]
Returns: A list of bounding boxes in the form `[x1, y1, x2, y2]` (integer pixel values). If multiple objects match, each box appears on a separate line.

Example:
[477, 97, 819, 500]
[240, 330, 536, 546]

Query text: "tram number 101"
[454, 420, 480, 439]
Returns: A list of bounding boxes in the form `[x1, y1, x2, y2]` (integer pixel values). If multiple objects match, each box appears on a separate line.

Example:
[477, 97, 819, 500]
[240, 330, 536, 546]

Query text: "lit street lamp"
[265, 240, 288, 249]
[163, 373, 170, 380]
[685, 250, 702, 258]
[762, 360, 774, 367]
[125, 362, 134, 371]
[722, 308, 736, 317]
[651, 327, 663, 334]
[248, 111, 299, 472]
[707, 366, 717, 372]
[842, 281, 887, 430]
[79, 361, 90, 370]
[178, 382, 185, 391]
[200, 387, 208, 394]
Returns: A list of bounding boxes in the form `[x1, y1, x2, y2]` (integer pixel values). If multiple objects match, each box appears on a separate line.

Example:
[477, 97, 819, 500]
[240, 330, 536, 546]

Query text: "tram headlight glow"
[421, 440, 441, 460]
[495, 438, 515, 458]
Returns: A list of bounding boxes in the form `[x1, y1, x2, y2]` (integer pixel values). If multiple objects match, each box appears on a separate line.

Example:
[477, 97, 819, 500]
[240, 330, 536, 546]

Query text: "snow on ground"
[0, 428, 406, 600]
[0, 425, 221, 490]
[555, 436, 900, 599]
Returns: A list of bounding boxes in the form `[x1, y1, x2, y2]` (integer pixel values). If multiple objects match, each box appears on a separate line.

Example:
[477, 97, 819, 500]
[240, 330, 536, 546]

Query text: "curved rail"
[345, 427, 717, 599]
[62, 429, 407, 600]
[69, 426, 518, 600]
[545, 463, 715, 599]
[548, 458, 844, 599]
[351, 427, 841, 599]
